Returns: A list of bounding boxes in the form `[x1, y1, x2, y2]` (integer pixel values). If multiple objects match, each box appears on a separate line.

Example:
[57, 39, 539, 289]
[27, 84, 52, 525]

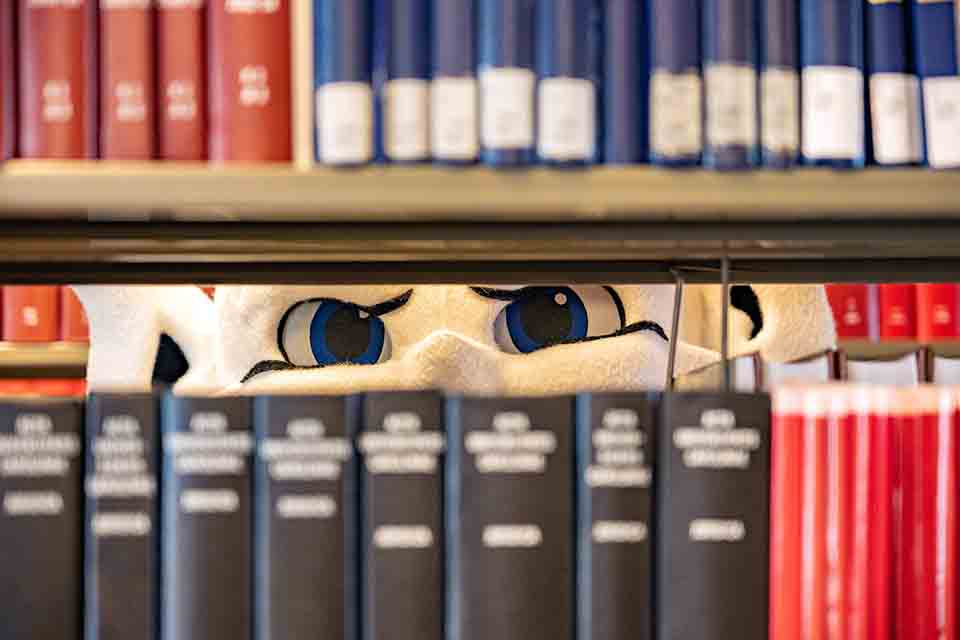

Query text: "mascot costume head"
[71, 284, 837, 395]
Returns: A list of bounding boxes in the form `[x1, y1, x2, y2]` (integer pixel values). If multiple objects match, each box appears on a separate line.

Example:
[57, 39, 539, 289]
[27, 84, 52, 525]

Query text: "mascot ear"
[70, 286, 218, 394]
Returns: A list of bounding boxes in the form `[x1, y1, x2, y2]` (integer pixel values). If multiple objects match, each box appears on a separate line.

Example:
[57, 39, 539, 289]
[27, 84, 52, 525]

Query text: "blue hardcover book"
[375, 0, 430, 163]
[866, 0, 922, 165]
[800, 0, 865, 167]
[600, 0, 648, 164]
[432, 0, 478, 163]
[478, 0, 537, 167]
[649, 0, 702, 166]
[759, 0, 800, 168]
[912, 0, 960, 168]
[315, 0, 373, 165]
[536, 0, 595, 165]
[703, 0, 758, 169]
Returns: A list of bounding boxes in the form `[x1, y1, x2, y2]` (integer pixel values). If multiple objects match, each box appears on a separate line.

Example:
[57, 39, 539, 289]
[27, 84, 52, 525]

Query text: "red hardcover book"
[801, 387, 829, 640]
[2, 286, 59, 342]
[17, 0, 96, 158]
[864, 389, 895, 640]
[825, 388, 854, 640]
[157, 0, 206, 160]
[879, 284, 917, 341]
[59, 287, 88, 342]
[826, 284, 878, 340]
[916, 283, 959, 342]
[100, 0, 155, 159]
[208, 0, 291, 162]
[1, 1, 15, 160]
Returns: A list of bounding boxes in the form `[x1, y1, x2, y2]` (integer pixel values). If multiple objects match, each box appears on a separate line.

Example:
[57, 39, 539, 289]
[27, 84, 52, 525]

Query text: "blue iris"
[505, 287, 588, 353]
[308, 301, 386, 365]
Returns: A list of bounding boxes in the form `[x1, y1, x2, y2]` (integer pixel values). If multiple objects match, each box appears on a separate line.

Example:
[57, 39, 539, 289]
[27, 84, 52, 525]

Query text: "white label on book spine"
[479, 67, 536, 149]
[870, 73, 922, 164]
[537, 77, 596, 160]
[316, 82, 374, 165]
[801, 66, 864, 159]
[384, 78, 430, 161]
[922, 76, 960, 168]
[431, 76, 478, 159]
[705, 63, 757, 147]
[650, 71, 703, 157]
[761, 67, 800, 152]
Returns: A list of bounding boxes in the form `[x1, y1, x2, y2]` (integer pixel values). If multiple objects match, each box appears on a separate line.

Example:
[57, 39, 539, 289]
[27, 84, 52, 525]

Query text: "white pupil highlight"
[554, 293, 568, 306]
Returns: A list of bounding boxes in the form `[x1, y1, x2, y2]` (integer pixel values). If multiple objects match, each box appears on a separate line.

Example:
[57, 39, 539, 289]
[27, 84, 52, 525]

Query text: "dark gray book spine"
[85, 394, 158, 640]
[161, 394, 253, 640]
[576, 393, 654, 640]
[656, 392, 771, 640]
[0, 399, 83, 640]
[360, 392, 445, 640]
[253, 395, 360, 640]
[446, 396, 574, 640]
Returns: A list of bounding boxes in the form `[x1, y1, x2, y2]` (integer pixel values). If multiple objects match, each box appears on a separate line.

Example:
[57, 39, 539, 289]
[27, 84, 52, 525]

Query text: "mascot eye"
[490, 286, 625, 354]
[280, 300, 391, 366]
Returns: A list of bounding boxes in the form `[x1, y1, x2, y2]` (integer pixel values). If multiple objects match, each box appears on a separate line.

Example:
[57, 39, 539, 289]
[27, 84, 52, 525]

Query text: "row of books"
[1, 1, 958, 169]
[826, 283, 960, 342]
[0, 286, 88, 343]
[771, 384, 959, 640]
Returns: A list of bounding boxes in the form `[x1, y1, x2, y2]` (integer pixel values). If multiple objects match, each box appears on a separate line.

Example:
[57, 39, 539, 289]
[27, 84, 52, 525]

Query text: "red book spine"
[880, 284, 918, 341]
[59, 287, 88, 342]
[157, 0, 206, 160]
[771, 388, 805, 640]
[916, 283, 959, 342]
[1, 1, 15, 160]
[2, 286, 59, 342]
[826, 285, 878, 340]
[99, 0, 155, 159]
[208, 0, 291, 162]
[17, 0, 97, 158]
[802, 389, 830, 640]
[866, 392, 895, 640]
[826, 390, 853, 640]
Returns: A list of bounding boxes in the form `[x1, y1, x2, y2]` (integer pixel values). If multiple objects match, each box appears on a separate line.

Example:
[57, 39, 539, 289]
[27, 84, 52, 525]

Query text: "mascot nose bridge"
[411, 330, 505, 393]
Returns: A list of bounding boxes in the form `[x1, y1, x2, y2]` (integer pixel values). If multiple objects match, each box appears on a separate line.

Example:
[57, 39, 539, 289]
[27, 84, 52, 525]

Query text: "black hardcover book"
[253, 395, 360, 640]
[0, 398, 83, 640]
[656, 392, 771, 640]
[161, 394, 253, 640]
[360, 391, 445, 640]
[446, 395, 575, 640]
[576, 392, 655, 640]
[85, 393, 159, 640]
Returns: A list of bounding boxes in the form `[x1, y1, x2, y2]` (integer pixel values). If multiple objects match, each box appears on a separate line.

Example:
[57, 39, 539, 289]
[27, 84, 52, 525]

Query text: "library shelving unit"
[0, 342, 88, 377]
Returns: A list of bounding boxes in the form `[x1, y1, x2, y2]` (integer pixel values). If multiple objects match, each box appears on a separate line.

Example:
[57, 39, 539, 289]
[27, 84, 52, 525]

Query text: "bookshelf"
[0, 342, 88, 377]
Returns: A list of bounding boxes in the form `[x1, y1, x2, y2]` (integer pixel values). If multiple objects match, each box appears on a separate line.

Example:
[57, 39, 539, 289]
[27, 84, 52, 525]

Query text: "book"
[292, 0, 314, 168]
[375, 0, 430, 163]
[253, 395, 360, 640]
[100, 0, 155, 159]
[880, 283, 917, 339]
[161, 394, 253, 640]
[841, 347, 923, 384]
[209, 0, 291, 162]
[656, 392, 770, 640]
[911, 0, 960, 168]
[536, 0, 595, 165]
[60, 287, 89, 342]
[649, 0, 702, 166]
[315, 0, 373, 165]
[927, 343, 960, 382]
[478, 0, 537, 167]
[702, 0, 758, 169]
[759, 352, 835, 388]
[600, 0, 648, 164]
[826, 284, 879, 339]
[758, 0, 800, 168]
[17, 0, 97, 158]
[576, 393, 654, 640]
[0, 398, 83, 640]
[157, 0, 207, 160]
[360, 392, 445, 640]
[431, 0, 478, 163]
[3, 286, 60, 342]
[0, 0, 13, 160]
[800, 0, 865, 167]
[446, 396, 575, 640]
[85, 394, 159, 640]
[917, 283, 959, 341]
[865, 0, 923, 165]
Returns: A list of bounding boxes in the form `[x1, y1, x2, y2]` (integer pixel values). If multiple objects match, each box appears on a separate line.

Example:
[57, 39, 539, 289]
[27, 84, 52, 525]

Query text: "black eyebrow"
[471, 286, 523, 302]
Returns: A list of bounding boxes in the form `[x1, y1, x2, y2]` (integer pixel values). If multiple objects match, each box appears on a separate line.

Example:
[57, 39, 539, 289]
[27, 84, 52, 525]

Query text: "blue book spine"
[866, 0, 922, 165]
[912, 0, 960, 168]
[536, 0, 596, 165]
[431, 0, 478, 163]
[799, 0, 865, 168]
[649, 0, 702, 166]
[703, 0, 758, 170]
[759, 0, 800, 168]
[478, 0, 537, 167]
[315, 0, 373, 165]
[601, 0, 648, 164]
